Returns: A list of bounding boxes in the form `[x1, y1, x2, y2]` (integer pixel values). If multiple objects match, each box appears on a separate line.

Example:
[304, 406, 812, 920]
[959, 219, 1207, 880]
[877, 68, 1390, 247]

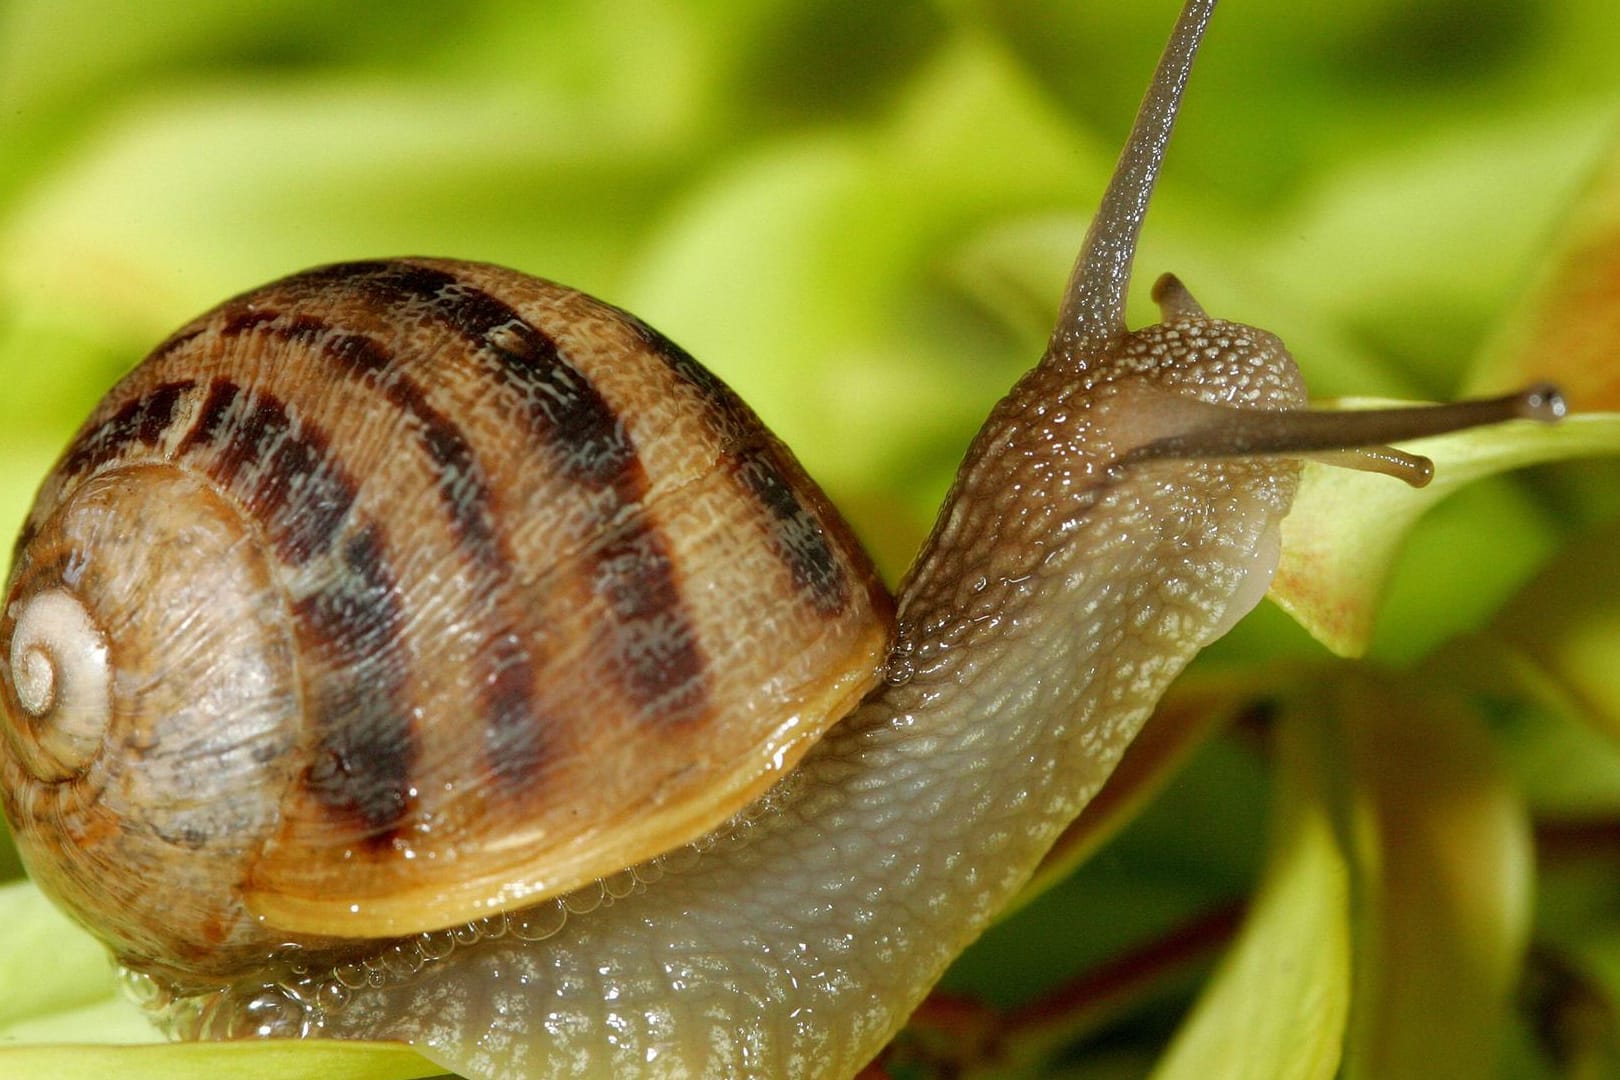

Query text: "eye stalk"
[1113, 274, 1567, 489]
[1051, 0, 1217, 364]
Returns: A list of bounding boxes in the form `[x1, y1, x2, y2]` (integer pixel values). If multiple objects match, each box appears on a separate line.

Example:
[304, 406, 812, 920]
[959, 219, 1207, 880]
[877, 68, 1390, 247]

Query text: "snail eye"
[7, 588, 111, 782]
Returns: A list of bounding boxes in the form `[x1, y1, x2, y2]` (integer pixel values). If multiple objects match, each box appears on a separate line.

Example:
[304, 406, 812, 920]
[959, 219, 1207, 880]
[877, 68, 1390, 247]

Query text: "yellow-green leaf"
[1425, 633, 1620, 818]
[0, 886, 441, 1078]
[1468, 132, 1620, 413]
[1484, 521, 1620, 745]
[0, 880, 127, 1031]
[1150, 707, 1351, 1080]
[0, 1041, 443, 1080]
[1271, 410, 1620, 657]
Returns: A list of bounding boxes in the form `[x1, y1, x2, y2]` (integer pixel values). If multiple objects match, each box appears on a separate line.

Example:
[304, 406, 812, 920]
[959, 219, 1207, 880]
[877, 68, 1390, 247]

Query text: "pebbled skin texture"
[312, 319, 1307, 1078]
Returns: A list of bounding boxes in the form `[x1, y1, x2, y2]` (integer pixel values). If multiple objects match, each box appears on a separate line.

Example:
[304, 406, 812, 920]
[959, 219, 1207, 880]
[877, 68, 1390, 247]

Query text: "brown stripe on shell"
[480, 629, 549, 792]
[626, 314, 854, 616]
[591, 523, 706, 722]
[220, 309, 285, 338]
[219, 311, 503, 565]
[468, 303, 709, 726]
[622, 315, 733, 413]
[175, 378, 358, 566]
[328, 330, 503, 562]
[61, 379, 196, 477]
[288, 262, 643, 480]
[32, 377, 194, 584]
[170, 376, 415, 836]
[291, 526, 416, 837]
[173, 378, 240, 461]
[211, 306, 554, 794]
[275, 260, 712, 727]
[730, 449, 851, 615]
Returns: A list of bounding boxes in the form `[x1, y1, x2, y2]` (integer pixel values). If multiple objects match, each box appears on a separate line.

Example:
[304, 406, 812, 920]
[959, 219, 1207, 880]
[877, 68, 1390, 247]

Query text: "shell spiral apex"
[6, 588, 110, 779]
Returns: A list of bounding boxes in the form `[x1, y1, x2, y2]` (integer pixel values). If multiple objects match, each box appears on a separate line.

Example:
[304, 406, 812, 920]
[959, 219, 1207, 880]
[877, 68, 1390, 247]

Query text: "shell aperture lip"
[7, 587, 111, 781]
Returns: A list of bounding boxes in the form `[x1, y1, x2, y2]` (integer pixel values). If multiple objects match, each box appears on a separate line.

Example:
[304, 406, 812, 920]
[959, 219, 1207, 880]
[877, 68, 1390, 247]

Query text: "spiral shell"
[0, 258, 894, 982]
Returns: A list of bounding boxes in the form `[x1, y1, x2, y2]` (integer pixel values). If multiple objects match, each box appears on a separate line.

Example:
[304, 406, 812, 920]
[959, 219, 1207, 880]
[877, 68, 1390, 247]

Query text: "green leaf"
[1426, 633, 1620, 818]
[0, 1, 1617, 1076]
[1271, 410, 1620, 657]
[1, 1, 326, 117]
[0, 881, 128, 1031]
[0, 1041, 444, 1080]
[0, 882, 442, 1077]
[1468, 133, 1620, 413]
[0, 79, 686, 349]
[0, 997, 156, 1046]
[1252, 104, 1612, 394]
[1149, 707, 1351, 1080]
[1484, 521, 1620, 745]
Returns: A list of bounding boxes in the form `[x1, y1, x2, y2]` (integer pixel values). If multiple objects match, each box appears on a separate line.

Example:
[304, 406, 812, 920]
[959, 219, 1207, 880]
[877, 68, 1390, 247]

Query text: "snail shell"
[0, 258, 893, 983]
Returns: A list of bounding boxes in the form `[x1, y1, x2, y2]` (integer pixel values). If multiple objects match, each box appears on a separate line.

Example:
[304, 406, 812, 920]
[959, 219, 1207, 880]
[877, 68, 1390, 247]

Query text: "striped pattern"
[62, 378, 194, 477]
[32, 257, 893, 934]
[175, 380, 360, 564]
[626, 316, 855, 616]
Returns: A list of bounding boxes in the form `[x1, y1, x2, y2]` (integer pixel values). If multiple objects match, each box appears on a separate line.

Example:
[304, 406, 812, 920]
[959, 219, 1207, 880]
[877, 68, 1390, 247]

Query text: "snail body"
[0, 1, 1564, 1077]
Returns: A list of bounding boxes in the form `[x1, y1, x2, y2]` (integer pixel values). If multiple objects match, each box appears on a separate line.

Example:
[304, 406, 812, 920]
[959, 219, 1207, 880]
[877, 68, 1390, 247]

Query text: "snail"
[0, 0, 1567, 1077]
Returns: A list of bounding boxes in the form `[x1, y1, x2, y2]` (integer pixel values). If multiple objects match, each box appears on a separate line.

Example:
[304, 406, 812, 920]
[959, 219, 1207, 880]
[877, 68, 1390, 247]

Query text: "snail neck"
[294, 392, 1301, 1079]
[874, 373, 1300, 844]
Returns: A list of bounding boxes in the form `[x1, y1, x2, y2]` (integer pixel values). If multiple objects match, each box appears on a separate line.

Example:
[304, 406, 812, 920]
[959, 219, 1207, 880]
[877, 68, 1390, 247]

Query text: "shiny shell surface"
[0, 259, 893, 968]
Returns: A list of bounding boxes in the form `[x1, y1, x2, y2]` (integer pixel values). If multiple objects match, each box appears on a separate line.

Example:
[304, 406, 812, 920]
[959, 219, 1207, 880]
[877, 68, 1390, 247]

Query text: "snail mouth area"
[0, 464, 306, 976]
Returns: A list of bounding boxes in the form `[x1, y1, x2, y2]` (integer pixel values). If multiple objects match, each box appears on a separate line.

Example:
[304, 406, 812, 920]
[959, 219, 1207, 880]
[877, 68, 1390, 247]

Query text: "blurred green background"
[5, 0, 1618, 578]
[3, 1, 1620, 1077]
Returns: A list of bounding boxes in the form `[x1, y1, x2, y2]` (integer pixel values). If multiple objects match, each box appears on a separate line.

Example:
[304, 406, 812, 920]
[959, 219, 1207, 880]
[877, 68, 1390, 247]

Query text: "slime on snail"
[0, 1, 1565, 1077]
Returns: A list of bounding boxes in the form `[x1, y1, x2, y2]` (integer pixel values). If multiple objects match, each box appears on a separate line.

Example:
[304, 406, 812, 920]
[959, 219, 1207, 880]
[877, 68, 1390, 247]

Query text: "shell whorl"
[0, 258, 893, 980]
[6, 589, 109, 778]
